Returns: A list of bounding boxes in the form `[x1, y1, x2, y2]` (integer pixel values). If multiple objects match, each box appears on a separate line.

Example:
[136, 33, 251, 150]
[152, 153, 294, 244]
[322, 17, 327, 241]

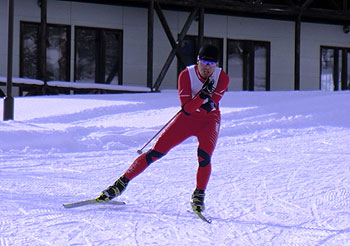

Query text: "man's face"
[197, 58, 217, 79]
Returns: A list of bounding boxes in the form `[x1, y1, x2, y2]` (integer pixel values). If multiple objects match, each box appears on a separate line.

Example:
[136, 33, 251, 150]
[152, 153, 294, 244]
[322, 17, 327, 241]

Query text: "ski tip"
[109, 200, 126, 205]
[193, 210, 212, 224]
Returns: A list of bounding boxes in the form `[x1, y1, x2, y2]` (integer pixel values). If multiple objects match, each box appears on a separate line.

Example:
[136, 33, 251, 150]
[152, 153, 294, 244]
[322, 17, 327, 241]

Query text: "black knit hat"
[198, 44, 219, 62]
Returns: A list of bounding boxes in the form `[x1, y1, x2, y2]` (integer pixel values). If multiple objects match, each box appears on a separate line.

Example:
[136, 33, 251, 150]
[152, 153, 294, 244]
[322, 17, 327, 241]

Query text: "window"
[320, 46, 350, 91]
[75, 27, 123, 84]
[177, 36, 224, 77]
[20, 22, 70, 81]
[227, 40, 270, 91]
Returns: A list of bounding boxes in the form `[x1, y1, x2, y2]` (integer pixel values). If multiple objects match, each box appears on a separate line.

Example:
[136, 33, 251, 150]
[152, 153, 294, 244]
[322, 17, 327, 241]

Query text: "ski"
[63, 199, 125, 208]
[194, 210, 212, 223]
[190, 200, 212, 223]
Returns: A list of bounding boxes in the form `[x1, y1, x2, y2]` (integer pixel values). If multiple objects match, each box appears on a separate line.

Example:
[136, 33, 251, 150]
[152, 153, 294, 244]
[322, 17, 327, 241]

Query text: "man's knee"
[197, 148, 211, 167]
[145, 149, 165, 165]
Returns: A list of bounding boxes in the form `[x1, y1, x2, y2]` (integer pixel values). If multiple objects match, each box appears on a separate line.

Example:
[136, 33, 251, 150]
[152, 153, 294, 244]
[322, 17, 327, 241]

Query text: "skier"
[96, 44, 230, 213]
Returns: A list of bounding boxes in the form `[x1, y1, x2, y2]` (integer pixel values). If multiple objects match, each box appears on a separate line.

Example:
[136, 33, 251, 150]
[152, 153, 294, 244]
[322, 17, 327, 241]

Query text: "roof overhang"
[57, 0, 350, 25]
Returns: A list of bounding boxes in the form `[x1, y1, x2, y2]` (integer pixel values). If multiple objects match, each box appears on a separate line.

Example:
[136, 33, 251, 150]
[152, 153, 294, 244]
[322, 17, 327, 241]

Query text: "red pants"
[124, 111, 220, 190]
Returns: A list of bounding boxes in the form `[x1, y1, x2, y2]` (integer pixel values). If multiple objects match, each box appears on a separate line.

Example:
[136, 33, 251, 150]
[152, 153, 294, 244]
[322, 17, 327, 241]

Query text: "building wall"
[301, 22, 350, 90]
[1, 0, 350, 93]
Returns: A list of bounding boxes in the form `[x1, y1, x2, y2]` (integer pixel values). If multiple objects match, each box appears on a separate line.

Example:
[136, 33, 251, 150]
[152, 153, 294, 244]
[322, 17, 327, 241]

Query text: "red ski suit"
[124, 65, 229, 190]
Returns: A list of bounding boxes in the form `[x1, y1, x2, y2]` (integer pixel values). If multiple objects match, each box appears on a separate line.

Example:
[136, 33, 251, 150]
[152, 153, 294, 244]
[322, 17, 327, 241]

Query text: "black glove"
[200, 99, 216, 113]
[199, 78, 215, 99]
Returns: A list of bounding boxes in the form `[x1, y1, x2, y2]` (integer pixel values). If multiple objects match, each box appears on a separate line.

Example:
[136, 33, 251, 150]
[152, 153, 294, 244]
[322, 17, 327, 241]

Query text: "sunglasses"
[198, 58, 217, 66]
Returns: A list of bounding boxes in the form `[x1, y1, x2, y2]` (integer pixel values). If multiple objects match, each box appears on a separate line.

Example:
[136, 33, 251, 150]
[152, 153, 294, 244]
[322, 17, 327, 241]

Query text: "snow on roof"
[0, 76, 44, 85]
[47, 81, 151, 92]
[0, 77, 152, 92]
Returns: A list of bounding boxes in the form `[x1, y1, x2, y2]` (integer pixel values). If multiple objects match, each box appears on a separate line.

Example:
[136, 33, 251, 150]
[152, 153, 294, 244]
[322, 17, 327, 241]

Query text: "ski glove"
[200, 99, 216, 113]
[199, 78, 215, 99]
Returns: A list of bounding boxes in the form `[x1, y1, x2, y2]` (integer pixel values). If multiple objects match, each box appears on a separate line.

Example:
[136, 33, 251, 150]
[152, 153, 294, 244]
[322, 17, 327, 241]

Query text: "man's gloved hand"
[199, 78, 215, 99]
[200, 99, 216, 113]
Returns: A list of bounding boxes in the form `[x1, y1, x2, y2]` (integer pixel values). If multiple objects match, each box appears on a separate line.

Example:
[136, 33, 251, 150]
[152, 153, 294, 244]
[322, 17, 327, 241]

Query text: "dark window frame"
[20, 21, 39, 79]
[20, 21, 71, 81]
[74, 26, 123, 85]
[226, 39, 270, 91]
[320, 45, 350, 91]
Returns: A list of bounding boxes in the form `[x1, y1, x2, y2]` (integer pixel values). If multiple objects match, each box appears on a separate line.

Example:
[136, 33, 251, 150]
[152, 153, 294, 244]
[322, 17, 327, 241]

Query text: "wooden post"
[198, 7, 204, 50]
[294, 14, 301, 90]
[147, 0, 154, 89]
[333, 49, 339, 91]
[341, 50, 347, 90]
[3, 0, 14, 121]
[39, 0, 47, 93]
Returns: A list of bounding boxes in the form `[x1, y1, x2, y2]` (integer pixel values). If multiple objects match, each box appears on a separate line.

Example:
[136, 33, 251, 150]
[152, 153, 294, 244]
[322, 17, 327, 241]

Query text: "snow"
[0, 76, 151, 92]
[46, 81, 151, 92]
[0, 89, 350, 245]
[0, 76, 44, 86]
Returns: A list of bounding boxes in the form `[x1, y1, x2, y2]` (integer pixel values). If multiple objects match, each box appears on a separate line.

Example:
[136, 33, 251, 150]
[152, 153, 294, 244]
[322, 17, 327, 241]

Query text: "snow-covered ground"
[0, 90, 349, 245]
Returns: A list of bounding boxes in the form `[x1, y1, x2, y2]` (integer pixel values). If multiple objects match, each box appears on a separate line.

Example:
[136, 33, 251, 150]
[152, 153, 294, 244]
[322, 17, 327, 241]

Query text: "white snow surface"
[0, 90, 350, 245]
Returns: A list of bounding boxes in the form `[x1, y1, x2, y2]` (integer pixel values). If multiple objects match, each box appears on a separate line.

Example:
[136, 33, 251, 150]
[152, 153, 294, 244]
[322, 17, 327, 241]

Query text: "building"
[1, 0, 350, 96]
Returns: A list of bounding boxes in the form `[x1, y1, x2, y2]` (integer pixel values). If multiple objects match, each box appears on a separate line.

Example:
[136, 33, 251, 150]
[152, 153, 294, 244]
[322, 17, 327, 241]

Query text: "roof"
[58, 0, 350, 25]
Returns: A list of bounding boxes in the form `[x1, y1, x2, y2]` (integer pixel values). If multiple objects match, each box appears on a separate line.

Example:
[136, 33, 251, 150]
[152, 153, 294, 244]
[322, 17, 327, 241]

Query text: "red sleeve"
[178, 68, 192, 106]
[178, 69, 205, 114]
[211, 70, 230, 107]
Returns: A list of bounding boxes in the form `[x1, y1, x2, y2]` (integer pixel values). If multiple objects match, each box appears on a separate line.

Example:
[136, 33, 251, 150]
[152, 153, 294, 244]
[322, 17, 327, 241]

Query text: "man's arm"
[178, 69, 205, 115]
[211, 71, 230, 106]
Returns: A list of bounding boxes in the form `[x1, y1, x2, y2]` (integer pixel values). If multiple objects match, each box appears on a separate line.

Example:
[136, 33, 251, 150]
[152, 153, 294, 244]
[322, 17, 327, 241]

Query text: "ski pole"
[137, 83, 207, 154]
[137, 109, 182, 154]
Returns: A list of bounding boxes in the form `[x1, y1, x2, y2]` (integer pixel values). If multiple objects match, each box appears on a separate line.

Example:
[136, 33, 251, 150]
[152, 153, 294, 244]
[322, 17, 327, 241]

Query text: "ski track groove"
[0, 237, 10, 246]
[133, 220, 140, 246]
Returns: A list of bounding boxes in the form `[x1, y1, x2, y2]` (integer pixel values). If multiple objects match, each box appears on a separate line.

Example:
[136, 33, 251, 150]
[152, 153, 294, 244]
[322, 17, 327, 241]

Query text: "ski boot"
[96, 175, 129, 202]
[190, 188, 205, 212]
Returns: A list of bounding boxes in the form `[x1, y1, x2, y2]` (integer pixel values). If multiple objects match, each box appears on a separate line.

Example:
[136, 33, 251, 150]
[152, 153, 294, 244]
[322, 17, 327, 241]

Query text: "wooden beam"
[153, 7, 199, 91]
[154, 2, 186, 67]
[39, 0, 47, 94]
[3, 0, 14, 120]
[147, 0, 154, 89]
[300, 0, 315, 12]
[343, 0, 348, 12]
[60, 0, 350, 23]
[294, 14, 301, 90]
[333, 49, 339, 90]
[155, 2, 175, 47]
[328, 0, 341, 11]
[198, 7, 204, 49]
[341, 50, 347, 90]
[281, 0, 296, 8]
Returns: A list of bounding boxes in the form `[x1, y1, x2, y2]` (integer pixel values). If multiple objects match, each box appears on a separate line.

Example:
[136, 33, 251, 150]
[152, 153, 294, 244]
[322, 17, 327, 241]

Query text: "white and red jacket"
[178, 65, 229, 116]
